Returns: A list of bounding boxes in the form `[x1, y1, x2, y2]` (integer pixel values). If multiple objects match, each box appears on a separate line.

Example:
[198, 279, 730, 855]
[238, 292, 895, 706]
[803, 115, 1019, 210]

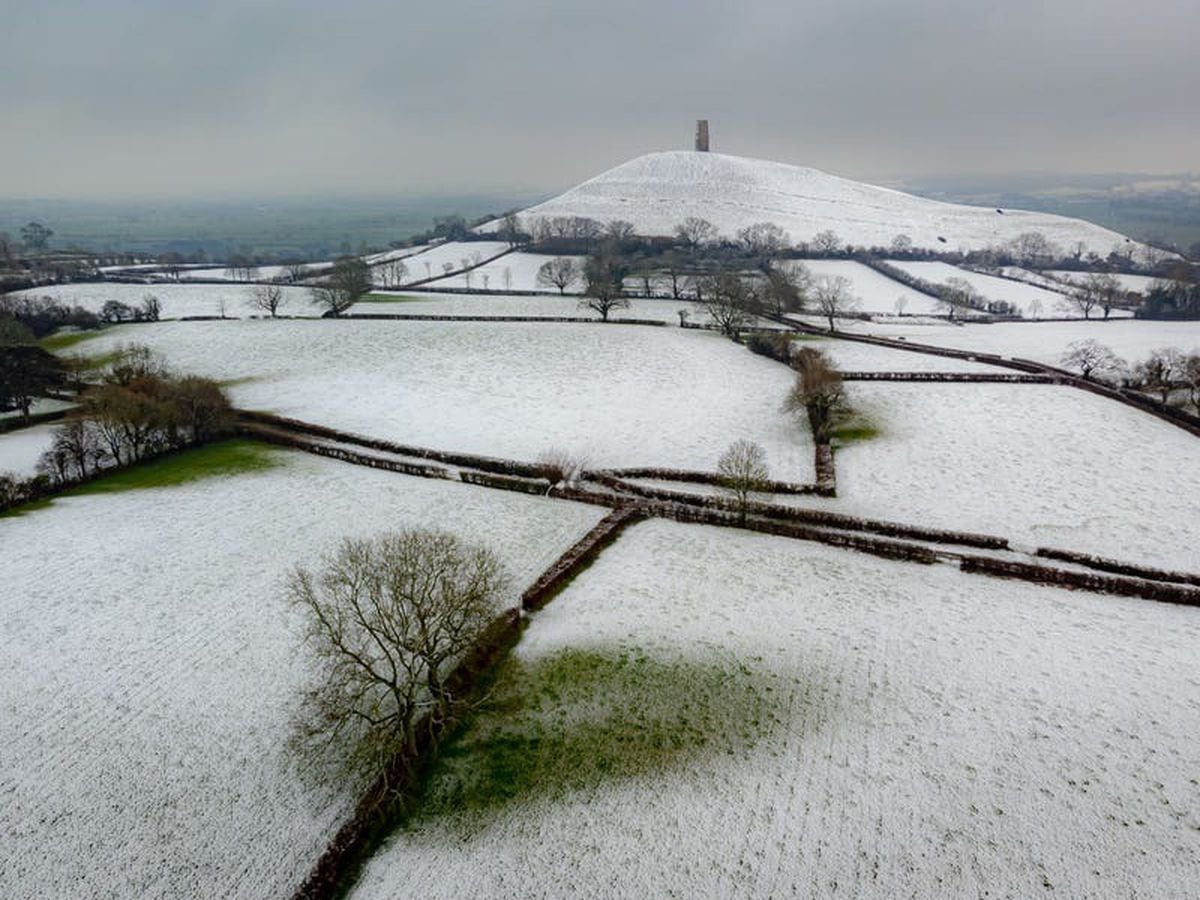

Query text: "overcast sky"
[2, 0, 1197, 199]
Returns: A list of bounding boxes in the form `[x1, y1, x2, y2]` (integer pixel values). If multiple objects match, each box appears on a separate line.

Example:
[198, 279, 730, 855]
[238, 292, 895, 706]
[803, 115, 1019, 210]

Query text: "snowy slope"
[483, 151, 1142, 255]
[10, 283, 321, 320]
[421, 252, 581, 293]
[351, 519, 1200, 899]
[795, 260, 942, 315]
[383, 241, 511, 286]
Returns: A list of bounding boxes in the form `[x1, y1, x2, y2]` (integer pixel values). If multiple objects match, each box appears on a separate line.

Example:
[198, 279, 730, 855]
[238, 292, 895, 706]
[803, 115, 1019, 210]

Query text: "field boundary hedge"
[960, 555, 1200, 606]
[839, 371, 1059, 383]
[340, 312, 668, 326]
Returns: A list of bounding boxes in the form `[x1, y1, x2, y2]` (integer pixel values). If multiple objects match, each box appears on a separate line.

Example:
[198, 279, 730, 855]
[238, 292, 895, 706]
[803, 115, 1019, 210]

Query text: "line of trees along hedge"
[33, 345, 233, 486]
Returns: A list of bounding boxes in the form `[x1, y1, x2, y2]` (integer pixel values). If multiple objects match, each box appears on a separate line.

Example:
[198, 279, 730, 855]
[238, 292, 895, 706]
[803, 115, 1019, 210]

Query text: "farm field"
[80, 319, 815, 478]
[386, 241, 511, 286]
[799, 382, 1200, 570]
[351, 290, 708, 323]
[886, 260, 1080, 317]
[789, 333, 1010, 373]
[841, 318, 1200, 367]
[421, 251, 575, 293]
[0, 423, 57, 477]
[350, 518, 1200, 899]
[0, 449, 605, 899]
[9, 282, 320, 320]
[797, 259, 943, 315]
[1047, 270, 1161, 293]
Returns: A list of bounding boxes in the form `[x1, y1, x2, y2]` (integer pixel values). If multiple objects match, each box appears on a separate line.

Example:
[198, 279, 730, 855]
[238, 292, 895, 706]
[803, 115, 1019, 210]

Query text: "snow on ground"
[842, 318, 1200, 368]
[420, 251, 579, 293]
[10, 283, 320, 320]
[795, 259, 941, 315]
[886, 261, 1075, 317]
[79, 319, 815, 480]
[0, 424, 57, 477]
[386, 242, 511, 287]
[1046, 270, 1162, 294]
[0, 397, 74, 421]
[364, 243, 434, 265]
[178, 263, 331, 282]
[793, 333, 1011, 373]
[801, 382, 1200, 570]
[0, 451, 605, 899]
[479, 151, 1143, 255]
[351, 518, 1200, 899]
[350, 291, 706, 323]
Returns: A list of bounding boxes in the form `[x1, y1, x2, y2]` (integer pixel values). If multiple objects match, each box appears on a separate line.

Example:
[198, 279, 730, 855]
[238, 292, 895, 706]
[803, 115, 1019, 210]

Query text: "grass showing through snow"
[410, 645, 778, 825]
[2, 439, 282, 518]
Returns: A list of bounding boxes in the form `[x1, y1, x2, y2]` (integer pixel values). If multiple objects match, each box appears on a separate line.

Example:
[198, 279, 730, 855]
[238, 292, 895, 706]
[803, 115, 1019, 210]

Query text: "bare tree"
[761, 263, 809, 317]
[1182, 353, 1200, 412]
[140, 294, 162, 322]
[938, 277, 981, 321]
[890, 234, 914, 255]
[605, 219, 635, 242]
[502, 266, 512, 291]
[783, 348, 846, 444]
[1085, 272, 1124, 319]
[380, 259, 409, 289]
[696, 271, 757, 336]
[498, 212, 524, 248]
[536, 257, 580, 294]
[1059, 339, 1125, 381]
[810, 230, 842, 255]
[675, 216, 717, 249]
[250, 283, 286, 318]
[893, 296, 908, 316]
[441, 261, 454, 277]
[810, 274, 859, 331]
[717, 439, 769, 523]
[1010, 232, 1059, 269]
[288, 530, 510, 782]
[579, 244, 630, 321]
[286, 261, 311, 283]
[309, 256, 372, 317]
[736, 222, 787, 259]
[537, 447, 589, 485]
[1134, 347, 1184, 403]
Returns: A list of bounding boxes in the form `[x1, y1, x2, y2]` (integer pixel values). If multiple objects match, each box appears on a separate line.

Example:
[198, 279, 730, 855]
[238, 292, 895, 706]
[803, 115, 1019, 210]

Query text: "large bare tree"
[717, 439, 769, 523]
[783, 348, 846, 443]
[250, 283, 286, 318]
[579, 243, 630, 321]
[309, 256, 372, 317]
[288, 530, 509, 783]
[810, 274, 859, 331]
[696, 271, 757, 336]
[536, 257, 580, 294]
[674, 216, 717, 249]
[1059, 339, 1125, 381]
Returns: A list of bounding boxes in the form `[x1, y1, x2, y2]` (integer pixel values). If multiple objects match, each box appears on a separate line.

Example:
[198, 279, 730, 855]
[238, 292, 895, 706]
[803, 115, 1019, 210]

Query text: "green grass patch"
[38, 329, 105, 353]
[69, 439, 280, 496]
[831, 420, 881, 445]
[2, 439, 282, 518]
[409, 645, 780, 826]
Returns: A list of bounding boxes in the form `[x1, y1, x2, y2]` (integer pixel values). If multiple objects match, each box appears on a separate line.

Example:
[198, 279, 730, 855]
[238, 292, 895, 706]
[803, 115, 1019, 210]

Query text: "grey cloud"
[1, 0, 1196, 198]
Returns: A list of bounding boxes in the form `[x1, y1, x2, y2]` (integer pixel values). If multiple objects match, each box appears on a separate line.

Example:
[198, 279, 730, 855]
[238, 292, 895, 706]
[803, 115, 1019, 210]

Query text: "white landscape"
[350, 519, 1200, 899]
[4, 17, 1200, 896]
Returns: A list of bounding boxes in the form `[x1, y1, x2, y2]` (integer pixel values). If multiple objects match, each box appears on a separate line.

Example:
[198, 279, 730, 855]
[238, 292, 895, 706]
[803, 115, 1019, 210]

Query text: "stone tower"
[695, 119, 710, 152]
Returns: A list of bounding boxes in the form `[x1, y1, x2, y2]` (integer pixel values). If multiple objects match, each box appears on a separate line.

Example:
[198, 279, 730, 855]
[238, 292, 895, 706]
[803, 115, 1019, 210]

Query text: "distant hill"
[485, 151, 1144, 256]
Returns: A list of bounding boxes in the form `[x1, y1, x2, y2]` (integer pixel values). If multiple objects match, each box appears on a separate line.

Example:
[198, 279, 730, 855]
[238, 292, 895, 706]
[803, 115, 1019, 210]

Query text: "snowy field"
[796, 259, 943, 315]
[0, 424, 57, 478]
[843, 319, 1200, 368]
[804, 382, 1200, 570]
[386, 241, 511, 286]
[794, 334, 1010, 373]
[179, 263, 332, 282]
[421, 251, 579, 293]
[351, 291, 707, 323]
[364, 243, 433, 265]
[10, 282, 320, 320]
[1047, 270, 1161, 294]
[480, 151, 1142, 255]
[351, 519, 1200, 899]
[79, 319, 815, 479]
[886, 261, 1078, 318]
[0, 451, 605, 899]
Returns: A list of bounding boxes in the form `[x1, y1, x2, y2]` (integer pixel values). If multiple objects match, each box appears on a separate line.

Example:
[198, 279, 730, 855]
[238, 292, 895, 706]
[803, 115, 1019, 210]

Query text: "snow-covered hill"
[485, 151, 1141, 255]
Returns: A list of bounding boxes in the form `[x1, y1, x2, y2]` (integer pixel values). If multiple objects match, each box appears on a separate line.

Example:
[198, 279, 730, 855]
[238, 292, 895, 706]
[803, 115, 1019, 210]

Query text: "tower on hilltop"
[695, 120, 709, 152]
